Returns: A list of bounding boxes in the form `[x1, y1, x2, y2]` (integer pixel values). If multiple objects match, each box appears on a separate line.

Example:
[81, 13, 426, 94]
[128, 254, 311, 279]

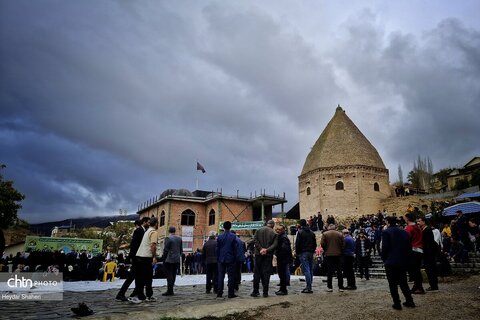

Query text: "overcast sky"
[1, 1, 479, 223]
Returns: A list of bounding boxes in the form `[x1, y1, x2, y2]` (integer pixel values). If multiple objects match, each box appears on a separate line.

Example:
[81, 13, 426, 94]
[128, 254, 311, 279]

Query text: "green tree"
[0, 164, 25, 229]
[99, 221, 133, 253]
[434, 168, 452, 187]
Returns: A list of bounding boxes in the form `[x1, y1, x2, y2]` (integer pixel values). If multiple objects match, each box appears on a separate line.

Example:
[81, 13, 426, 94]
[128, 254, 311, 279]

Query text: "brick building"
[299, 106, 391, 220]
[137, 189, 286, 252]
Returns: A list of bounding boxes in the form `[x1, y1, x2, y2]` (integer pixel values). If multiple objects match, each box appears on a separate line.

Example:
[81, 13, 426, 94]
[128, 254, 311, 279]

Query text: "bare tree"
[398, 164, 404, 185]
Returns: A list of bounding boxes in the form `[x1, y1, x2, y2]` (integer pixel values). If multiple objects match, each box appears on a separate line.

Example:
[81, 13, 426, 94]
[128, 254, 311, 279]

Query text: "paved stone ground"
[0, 275, 385, 320]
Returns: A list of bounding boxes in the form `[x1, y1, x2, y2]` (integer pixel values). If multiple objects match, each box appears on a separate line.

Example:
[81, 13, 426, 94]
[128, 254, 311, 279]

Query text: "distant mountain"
[29, 214, 138, 236]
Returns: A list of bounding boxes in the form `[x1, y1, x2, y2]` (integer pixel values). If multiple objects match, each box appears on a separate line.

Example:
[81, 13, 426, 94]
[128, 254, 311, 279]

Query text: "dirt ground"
[190, 275, 480, 320]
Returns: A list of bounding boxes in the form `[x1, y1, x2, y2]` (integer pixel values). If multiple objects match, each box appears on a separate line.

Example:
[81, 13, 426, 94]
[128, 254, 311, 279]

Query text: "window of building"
[160, 210, 165, 227]
[335, 181, 344, 190]
[181, 209, 195, 226]
[374, 182, 380, 192]
[208, 209, 215, 226]
[306, 187, 311, 195]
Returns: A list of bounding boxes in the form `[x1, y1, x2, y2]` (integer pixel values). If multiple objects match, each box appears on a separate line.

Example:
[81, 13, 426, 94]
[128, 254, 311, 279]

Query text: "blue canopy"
[443, 201, 480, 216]
[455, 191, 480, 200]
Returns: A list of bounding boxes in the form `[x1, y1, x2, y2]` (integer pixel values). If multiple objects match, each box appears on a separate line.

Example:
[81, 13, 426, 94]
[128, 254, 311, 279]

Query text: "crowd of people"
[2, 206, 479, 310]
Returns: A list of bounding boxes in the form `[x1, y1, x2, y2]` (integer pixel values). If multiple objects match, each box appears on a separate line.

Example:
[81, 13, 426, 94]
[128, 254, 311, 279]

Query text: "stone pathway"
[0, 275, 387, 320]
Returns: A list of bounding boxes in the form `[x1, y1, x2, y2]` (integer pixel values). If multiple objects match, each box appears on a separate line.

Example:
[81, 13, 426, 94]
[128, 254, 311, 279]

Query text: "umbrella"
[455, 192, 480, 200]
[442, 201, 480, 216]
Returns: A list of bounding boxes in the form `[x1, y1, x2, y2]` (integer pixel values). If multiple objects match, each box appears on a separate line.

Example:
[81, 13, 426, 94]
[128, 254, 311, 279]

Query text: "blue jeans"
[299, 252, 314, 290]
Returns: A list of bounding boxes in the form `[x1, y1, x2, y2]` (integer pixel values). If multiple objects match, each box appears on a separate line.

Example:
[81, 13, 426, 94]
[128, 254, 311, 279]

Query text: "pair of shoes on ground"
[426, 287, 439, 291]
[250, 292, 268, 297]
[71, 303, 93, 316]
[392, 301, 416, 310]
[228, 294, 238, 298]
[162, 291, 174, 296]
[275, 290, 288, 296]
[301, 288, 313, 294]
[411, 288, 426, 294]
[345, 286, 357, 290]
[116, 295, 128, 302]
[127, 297, 143, 304]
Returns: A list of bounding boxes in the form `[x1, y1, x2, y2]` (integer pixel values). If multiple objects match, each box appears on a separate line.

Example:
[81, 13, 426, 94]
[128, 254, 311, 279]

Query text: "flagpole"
[196, 159, 199, 190]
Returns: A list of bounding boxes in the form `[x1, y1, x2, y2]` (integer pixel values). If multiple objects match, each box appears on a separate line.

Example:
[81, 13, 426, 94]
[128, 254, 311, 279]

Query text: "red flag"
[196, 161, 206, 173]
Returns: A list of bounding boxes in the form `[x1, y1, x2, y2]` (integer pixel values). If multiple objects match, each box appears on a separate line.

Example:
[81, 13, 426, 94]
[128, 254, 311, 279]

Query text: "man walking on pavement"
[382, 216, 415, 310]
[275, 224, 293, 295]
[202, 231, 218, 294]
[417, 216, 439, 291]
[251, 220, 278, 298]
[162, 226, 183, 296]
[216, 221, 239, 298]
[405, 213, 425, 294]
[295, 219, 317, 293]
[342, 229, 356, 290]
[321, 224, 345, 292]
[116, 217, 149, 301]
[131, 217, 159, 303]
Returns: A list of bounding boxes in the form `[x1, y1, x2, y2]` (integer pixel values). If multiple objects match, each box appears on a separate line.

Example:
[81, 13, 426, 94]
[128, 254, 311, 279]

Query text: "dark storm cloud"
[1, 2, 479, 222]
[330, 12, 480, 177]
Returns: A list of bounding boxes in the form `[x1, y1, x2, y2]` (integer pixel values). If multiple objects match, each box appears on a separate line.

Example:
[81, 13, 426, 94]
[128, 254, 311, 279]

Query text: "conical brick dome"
[301, 106, 386, 175]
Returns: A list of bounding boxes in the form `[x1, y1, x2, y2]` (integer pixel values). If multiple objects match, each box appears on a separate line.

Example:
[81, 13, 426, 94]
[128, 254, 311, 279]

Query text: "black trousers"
[408, 251, 424, 291]
[325, 256, 343, 289]
[277, 260, 288, 292]
[424, 254, 439, 289]
[164, 262, 179, 293]
[136, 257, 153, 299]
[342, 256, 356, 287]
[357, 256, 370, 280]
[235, 261, 242, 288]
[385, 265, 414, 305]
[253, 255, 273, 294]
[205, 262, 218, 293]
[118, 259, 138, 297]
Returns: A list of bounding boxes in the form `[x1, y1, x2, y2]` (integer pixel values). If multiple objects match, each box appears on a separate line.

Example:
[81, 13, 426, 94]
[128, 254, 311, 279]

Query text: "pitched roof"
[301, 106, 386, 175]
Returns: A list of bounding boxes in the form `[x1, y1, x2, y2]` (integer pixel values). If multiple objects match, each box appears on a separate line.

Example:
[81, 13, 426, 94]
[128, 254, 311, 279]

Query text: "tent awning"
[455, 191, 480, 200]
[442, 201, 480, 216]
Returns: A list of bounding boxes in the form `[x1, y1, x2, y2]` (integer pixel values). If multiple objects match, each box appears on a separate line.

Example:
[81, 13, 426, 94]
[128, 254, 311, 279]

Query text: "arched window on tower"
[335, 181, 344, 190]
[306, 187, 311, 195]
[181, 209, 195, 226]
[160, 210, 165, 227]
[374, 182, 380, 192]
[208, 209, 216, 226]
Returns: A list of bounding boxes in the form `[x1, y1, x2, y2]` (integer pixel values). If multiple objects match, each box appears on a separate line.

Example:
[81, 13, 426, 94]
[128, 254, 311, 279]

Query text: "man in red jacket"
[404, 213, 425, 294]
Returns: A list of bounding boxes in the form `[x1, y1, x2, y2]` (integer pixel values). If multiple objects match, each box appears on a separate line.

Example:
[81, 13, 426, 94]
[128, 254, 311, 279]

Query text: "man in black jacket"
[275, 224, 292, 295]
[295, 219, 317, 293]
[116, 217, 149, 301]
[382, 216, 415, 310]
[202, 231, 218, 294]
[417, 217, 439, 291]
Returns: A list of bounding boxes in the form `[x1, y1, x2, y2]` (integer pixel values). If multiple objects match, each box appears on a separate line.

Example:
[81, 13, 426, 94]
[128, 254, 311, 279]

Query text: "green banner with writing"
[25, 236, 103, 254]
[220, 221, 264, 230]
